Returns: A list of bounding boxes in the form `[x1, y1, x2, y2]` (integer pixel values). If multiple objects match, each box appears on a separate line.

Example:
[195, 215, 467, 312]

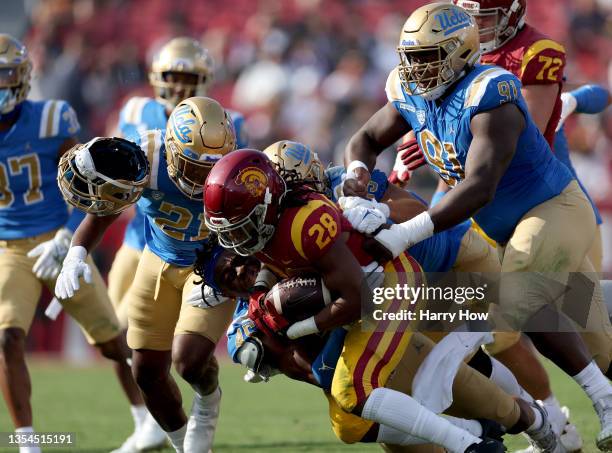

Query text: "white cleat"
[184, 387, 221, 453]
[525, 403, 565, 453]
[595, 395, 612, 451]
[559, 407, 582, 452]
[110, 432, 138, 453]
[135, 413, 168, 451]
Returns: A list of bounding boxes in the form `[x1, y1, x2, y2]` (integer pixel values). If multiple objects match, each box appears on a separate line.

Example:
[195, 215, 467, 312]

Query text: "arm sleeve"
[57, 101, 81, 139]
[572, 85, 610, 114]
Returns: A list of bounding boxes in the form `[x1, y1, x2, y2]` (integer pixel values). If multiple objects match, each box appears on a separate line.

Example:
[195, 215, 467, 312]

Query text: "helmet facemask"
[0, 60, 31, 114]
[150, 71, 210, 110]
[58, 139, 149, 216]
[206, 188, 276, 257]
[398, 39, 462, 101]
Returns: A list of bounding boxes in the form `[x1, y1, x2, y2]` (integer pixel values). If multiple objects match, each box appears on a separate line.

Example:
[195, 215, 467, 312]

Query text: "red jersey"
[255, 192, 374, 277]
[481, 24, 566, 147]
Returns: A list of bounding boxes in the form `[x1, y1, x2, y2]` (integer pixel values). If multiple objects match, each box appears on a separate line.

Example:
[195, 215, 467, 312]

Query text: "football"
[265, 274, 333, 323]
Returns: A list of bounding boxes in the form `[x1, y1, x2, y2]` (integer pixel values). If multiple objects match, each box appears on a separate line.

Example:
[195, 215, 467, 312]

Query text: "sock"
[361, 388, 481, 453]
[526, 405, 543, 433]
[444, 416, 483, 437]
[16, 427, 41, 453]
[541, 395, 567, 435]
[490, 358, 534, 403]
[166, 424, 187, 452]
[376, 424, 428, 445]
[573, 361, 612, 404]
[130, 405, 148, 430]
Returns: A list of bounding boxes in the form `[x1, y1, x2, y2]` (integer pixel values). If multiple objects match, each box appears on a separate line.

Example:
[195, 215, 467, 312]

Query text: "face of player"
[474, 12, 498, 43]
[214, 250, 261, 297]
[405, 49, 442, 90]
[163, 71, 202, 104]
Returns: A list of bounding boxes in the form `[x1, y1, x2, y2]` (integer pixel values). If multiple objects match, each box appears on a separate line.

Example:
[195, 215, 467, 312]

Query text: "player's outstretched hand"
[55, 246, 92, 299]
[186, 283, 230, 308]
[339, 196, 390, 234]
[342, 165, 370, 198]
[27, 227, 72, 280]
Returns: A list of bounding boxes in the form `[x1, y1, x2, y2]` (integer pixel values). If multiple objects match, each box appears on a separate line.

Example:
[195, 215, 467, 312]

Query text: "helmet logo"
[284, 143, 310, 164]
[435, 9, 471, 36]
[455, 0, 480, 13]
[171, 104, 196, 144]
[235, 167, 269, 197]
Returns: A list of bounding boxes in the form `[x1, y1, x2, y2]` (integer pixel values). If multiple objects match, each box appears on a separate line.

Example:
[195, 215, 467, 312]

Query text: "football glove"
[27, 228, 72, 280]
[186, 282, 231, 309]
[55, 246, 92, 299]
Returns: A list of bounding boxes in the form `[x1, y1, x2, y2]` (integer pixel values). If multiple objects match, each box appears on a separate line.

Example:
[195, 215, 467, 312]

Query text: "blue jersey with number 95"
[386, 64, 573, 244]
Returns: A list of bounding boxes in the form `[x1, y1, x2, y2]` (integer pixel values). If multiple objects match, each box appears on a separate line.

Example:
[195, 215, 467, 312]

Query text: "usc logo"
[235, 167, 268, 197]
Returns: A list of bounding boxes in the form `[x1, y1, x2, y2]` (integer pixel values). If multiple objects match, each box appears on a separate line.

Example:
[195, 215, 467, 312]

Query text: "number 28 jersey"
[0, 100, 80, 239]
[386, 64, 573, 244]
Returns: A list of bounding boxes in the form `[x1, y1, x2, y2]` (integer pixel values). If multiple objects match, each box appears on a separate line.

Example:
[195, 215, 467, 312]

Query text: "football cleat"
[595, 395, 612, 451]
[135, 413, 168, 451]
[110, 432, 138, 453]
[525, 403, 565, 453]
[465, 438, 506, 453]
[183, 387, 221, 453]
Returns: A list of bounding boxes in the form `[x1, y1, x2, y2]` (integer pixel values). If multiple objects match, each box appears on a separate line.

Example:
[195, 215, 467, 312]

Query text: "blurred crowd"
[13, 0, 612, 267]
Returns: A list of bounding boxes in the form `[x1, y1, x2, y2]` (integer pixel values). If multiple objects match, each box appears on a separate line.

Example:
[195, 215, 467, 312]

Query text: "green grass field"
[0, 358, 603, 452]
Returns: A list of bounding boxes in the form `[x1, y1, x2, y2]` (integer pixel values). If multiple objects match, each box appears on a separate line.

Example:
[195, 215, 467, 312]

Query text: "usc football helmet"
[397, 2, 480, 101]
[165, 96, 236, 199]
[262, 140, 326, 192]
[58, 137, 149, 216]
[149, 37, 214, 109]
[0, 34, 31, 114]
[454, 0, 526, 53]
[204, 149, 287, 256]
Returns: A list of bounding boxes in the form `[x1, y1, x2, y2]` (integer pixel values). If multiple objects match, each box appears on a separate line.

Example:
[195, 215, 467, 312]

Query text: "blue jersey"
[135, 130, 211, 266]
[386, 65, 573, 244]
[118, 97, 248, 251]
[326, 166, 468, 272]
[226, 299, 344, 390]
[0, 100, 80, 239]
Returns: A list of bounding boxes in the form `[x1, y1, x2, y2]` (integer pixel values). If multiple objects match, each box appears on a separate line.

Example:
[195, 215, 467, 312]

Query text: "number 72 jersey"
[385, 64, 573, 244]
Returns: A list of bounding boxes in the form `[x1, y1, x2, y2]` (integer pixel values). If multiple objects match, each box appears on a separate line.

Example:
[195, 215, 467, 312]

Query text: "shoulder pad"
[521, 39, 565, 84]
[385, 67, 404, 103]
[464, 67, 519, 109]
[39, 100, 80, 139]
[290, 197, 341, 262]
[137, 129, 164, 190]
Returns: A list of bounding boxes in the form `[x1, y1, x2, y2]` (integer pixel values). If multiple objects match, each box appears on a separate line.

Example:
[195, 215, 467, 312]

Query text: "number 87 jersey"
[0, 100, 80, 239]
[385, 64, 573, 244]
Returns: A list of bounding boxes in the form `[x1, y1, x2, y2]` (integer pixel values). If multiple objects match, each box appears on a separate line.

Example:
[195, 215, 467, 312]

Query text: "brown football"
[265, 274, 332, 323]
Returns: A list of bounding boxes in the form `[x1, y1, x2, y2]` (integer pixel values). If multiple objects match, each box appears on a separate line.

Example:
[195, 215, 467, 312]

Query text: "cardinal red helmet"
[204, 149, 287, 256]
[454, 0, 526, 53]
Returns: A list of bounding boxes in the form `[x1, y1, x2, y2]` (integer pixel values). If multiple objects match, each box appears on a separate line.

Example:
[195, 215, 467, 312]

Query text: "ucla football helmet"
[165, 96, 236, 199]
[149, 37, 214, 109]
[262, 140, 326, 192]
[454, 0, 526, 53]
[0, 34, 31, 114]
[397, 2, 480, 101]
[58, 137, 149, 216]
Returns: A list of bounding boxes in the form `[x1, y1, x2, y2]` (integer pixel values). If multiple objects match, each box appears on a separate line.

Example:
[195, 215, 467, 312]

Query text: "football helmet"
[0, 34, 31, 114]
[262, 140, 326, 192]
[397, 2, 480, 101]
[204, 149, 287, 256]
[165, 96, 236, 200]
[58, 137, 149, 216]
[454, 0, 526, 53]
[149, 37, 214, 109]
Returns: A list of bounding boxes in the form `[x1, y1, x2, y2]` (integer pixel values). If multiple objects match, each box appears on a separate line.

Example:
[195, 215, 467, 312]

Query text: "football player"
[0, 35, 156, 453]
[55, 97, 236, 453]
[342, 3, 612, 450]
[203, 149, 560, 452]
[112, 36, 247, 332]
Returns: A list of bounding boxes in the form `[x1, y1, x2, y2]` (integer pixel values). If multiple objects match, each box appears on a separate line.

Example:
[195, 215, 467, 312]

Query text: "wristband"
[286, 316, 319, 339]
[345, 160, 369, 180]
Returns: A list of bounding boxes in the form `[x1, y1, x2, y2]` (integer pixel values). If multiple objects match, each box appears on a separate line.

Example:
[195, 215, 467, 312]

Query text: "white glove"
[287, 316, 319, 339]
[343, 206, 387, 234]
[338, 196, 391, 217]
[186, 283, 231, 308]
[374, 212, 435, 258]
[362, 261, 385, 290]
[27, 228, 72, 280]
[556, 92, 578, 132]
[55, 246, 92, 299]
